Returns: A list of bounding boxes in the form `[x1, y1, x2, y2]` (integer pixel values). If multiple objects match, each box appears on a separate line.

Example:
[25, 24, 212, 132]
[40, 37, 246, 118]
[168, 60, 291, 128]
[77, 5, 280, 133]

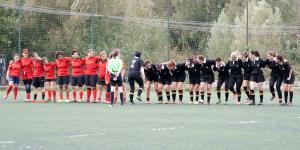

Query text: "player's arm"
[6, 61, 13, 80]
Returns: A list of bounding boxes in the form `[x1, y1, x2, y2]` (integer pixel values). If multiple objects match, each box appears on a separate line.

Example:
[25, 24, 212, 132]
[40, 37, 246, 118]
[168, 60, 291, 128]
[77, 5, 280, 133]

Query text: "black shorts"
[146, 74, 159, 82]
[97, 77, 106, 85]
[171, 74, 186, 82]
[71, 75, 85, 87]
[243, 74, 251, 81]
[159, 78, 171, 85]
[110, 74, 123, 87]
[250, 73, 265, 83]
[45, 78, 56, 82]
[57, 75, 70, 85]
[201, 74, 215, 84]
[283, 75, 295, 84]
[189, 76, 201, 85]
[33, 77, 45, 88]
[85, 74, 98, 88]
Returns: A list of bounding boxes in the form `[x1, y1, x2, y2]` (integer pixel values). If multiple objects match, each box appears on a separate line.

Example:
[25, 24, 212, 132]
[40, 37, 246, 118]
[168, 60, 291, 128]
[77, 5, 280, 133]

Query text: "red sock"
[105, 92, 110, 102]
[87, 88, 91, 100]
[52, 90, 56, 100]
[92, 89, 97, 101]
[79, 90, 83, 100]
[73, 90, 77, 100]
[13, 87, 18, 100]
[59, 89, 63, 100]
[26, 93, 30, 99]
[66, 90, 69, 100]
[47, 90, 52, 101]
[6, 85, 13, 96]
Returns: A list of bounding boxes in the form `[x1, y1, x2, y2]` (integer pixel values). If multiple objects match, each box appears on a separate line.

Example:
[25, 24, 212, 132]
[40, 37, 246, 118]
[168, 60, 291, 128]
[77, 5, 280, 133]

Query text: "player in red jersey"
[97, 51, 109, 102]
[43, 57, 57, 102]
[104, 59, 111, 104]
[20, 49, 34, 102]
[3, 54, 21, 100]
[84, 49, 100, 103]
[55, 51, 72, 102]
[70, 50, 85, 102]
[32, 52, 46, 102]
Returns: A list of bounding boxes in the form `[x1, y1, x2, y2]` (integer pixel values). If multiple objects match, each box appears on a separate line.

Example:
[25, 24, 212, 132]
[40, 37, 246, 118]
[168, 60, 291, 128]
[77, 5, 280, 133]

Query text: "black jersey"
[199, 59, 215, 75]
[265, 59, 281, 76]
[250, 58, 265, 75]
[278, 62, 294, 78]
[170, 63, 186, 76]
[186, 63, 200, 77]
[227, 60, 243, 75]
[213, 64, 229, 79]
[157, 64, 171, 79]
[242, 59, 252, 75]
[144, 64, 158, 78]
[128, 57, 144, 72]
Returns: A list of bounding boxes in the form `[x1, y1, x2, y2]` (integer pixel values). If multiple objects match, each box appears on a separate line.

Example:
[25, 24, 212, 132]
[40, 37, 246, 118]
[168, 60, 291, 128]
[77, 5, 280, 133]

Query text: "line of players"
[140, 50, 295, 106]
[3, 48, 295, 106]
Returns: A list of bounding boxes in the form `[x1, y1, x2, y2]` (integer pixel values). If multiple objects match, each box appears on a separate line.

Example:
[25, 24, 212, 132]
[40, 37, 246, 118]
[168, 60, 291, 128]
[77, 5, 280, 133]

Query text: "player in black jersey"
[157, 63, 171, 103]
[277, 55, 295, 106]
[185, 57, 201, 104]
[167, 60, 186, 104]
[127, 51, 145, 104]
[265, 51, 283, 103]
[213, 57, 229, 104]
[240, 52, 252, 103]
[197, 55, 215, 104]
[248, 50, 266, 105]
[144, 60, 159, 104]
[227, 51, 243, 104]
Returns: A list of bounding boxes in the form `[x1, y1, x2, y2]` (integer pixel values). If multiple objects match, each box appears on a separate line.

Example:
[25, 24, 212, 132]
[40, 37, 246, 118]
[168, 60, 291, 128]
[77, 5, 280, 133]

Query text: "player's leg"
[216, 79, 223, 104]
[40, 77, 46, 102]
[189, 84, 195, 104]
[243, 80, 251, 101]
[249, 81, 256, 105]
[235, 76, 243, 105]
[3, 78, 14, 99]
[12, 78, 19, 100]
[224, 78, 229, 103]
[91, 75, 98, 102]
[32, 77, 39, 102]
[164, 84, 171, 103]
[145, 80, 151, 103]
[51, 81, 56, 102]
[157, 82, 163, 103]
[85, 75, 91, 102]
[64, 76, 70, 102]
[153, 82, 159, 103]
[276, 76, 283, 104]
[177, 82, 184, 104]
[269, 75, 276, 100]
[45, 81, 51, 101]
[136, 75, 144, 101]
[170, 81, 178, 103]
[71, 76, 78, 102]
[194, 83, 200, 104]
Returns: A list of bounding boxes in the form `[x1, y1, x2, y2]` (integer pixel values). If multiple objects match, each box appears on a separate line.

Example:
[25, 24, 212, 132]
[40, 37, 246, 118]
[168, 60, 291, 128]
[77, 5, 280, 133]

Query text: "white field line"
[230, 121, 262, 124]
[152, 127, 185, 131]
[0, 141, 14, 144]
[61, 132, 106, 139]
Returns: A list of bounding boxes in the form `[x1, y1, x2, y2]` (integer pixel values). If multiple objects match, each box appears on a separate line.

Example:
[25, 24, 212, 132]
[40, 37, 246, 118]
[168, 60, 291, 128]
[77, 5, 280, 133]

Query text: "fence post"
[18, 0, 24, 53]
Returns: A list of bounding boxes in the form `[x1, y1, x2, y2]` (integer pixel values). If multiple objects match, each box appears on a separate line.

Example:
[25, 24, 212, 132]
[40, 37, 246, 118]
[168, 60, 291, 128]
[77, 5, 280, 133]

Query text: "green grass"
[0, 90, 300, 150]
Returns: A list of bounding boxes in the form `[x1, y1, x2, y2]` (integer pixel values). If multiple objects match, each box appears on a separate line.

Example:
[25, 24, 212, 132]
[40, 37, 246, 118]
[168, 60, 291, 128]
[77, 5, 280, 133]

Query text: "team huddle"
[3, 48, 296, 106]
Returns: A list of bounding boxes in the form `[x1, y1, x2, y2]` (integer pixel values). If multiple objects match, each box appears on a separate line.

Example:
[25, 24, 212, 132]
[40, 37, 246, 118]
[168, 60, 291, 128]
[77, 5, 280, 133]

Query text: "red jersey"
[20, 57, 34, 80]
[84, 56, 100, 75]
[8, 61, 22, 77]
[56, 57, 71, 76]
[44, 62, 56, 79]
[98, 60, 108, 78]
[71, 58, 85, 76]
[33, 59, 45, 77]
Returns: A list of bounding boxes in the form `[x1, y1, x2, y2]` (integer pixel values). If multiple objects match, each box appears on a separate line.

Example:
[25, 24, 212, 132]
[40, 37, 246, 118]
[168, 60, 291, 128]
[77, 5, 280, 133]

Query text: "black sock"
[34, 94, 37, 100]
[137, 89, 143, 97]
[158, 92, 163, 101]
[189, 91, 193, 102]
[111, 92, 115, 105]
[129, 93, 134, 102]
[250, 90, 255, 102]
[207, 93, 211, 103]
[195, 91, 199, 101]
[200, 92, 204, 100]
[270, 87, 275, 96]
[179, 90, 183, 102]
[259, 90, 263, 103]
[277, 89, 282, 99]
[225, 91, 229, 102]
[120, 92, 124, 104]
[217, 91, 221, 100]
[172, 90, 176, 101]
[243, 86, 250, 98]
[166, 91, 170, 101]
[284, 91, 288, 103]
[289, 91, 293, 103]
[237, 95, 241, 102]
[146, 97, 150, 101]
[42, 93, 45, 100]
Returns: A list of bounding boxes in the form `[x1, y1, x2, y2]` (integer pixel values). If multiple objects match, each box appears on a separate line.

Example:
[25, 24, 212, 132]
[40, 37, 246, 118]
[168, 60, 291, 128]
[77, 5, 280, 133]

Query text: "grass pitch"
[0, 90, 299, 150]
